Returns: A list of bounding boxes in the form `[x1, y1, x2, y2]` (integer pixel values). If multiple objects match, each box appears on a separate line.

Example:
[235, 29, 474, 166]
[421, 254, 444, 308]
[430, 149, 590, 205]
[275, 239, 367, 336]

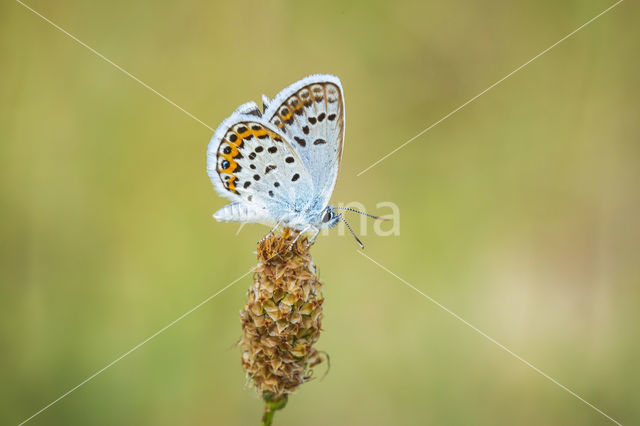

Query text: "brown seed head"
[240, 229, 324, 396]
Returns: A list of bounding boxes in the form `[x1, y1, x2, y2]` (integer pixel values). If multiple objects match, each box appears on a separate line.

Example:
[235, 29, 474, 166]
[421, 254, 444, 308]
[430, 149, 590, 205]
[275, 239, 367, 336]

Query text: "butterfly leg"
[258, 220, 283, 244]
[307, 226, 320, 247]
[288, 225, 312, 250]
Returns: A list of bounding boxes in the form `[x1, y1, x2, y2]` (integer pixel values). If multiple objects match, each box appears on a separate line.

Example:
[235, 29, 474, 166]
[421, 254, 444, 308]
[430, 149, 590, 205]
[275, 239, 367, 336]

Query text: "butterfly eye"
[322, 210, 332, 223]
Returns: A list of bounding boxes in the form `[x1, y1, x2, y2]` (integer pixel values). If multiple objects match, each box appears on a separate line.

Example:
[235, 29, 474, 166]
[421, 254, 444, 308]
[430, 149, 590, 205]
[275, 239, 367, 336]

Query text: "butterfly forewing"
[206, 115, 313, 215]
[264, 75, 345, 207]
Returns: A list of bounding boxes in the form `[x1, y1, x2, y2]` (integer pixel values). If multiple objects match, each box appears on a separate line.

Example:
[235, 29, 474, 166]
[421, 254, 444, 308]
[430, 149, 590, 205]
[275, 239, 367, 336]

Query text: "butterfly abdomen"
[213, 202, 269, 224]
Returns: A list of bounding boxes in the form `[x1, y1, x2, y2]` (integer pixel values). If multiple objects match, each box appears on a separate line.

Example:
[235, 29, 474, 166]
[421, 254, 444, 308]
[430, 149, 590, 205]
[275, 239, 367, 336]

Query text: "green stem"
[261, 408, 276, 426]
[261, 393, 288, 426]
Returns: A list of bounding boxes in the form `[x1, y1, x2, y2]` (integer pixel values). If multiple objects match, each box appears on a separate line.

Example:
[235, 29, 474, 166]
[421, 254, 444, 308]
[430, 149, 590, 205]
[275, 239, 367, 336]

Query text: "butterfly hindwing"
[206, 114, 313, 222]
[264, 74, 345, 207]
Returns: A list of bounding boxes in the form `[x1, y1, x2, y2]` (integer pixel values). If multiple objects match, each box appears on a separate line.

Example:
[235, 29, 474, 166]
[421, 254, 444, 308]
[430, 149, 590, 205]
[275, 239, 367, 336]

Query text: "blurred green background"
[2, 0, 638, 424]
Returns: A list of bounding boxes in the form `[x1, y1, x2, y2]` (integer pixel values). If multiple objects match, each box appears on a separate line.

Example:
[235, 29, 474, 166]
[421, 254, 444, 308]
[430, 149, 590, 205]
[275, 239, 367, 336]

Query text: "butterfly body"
[207, 75, 345, 238]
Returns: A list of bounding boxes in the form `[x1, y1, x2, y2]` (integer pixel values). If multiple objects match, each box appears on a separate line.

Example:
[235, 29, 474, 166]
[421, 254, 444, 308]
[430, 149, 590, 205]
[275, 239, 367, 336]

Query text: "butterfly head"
[319, 206, 340, 229]
[318, 205, 366, 249]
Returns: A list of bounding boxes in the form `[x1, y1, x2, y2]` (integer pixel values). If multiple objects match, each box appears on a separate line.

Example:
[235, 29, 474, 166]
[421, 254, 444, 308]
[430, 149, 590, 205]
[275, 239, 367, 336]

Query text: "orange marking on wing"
[218, 154, 240, 173]
[225, 144, 240, 157]
[291, 99, 304, 112]
[227, 160, 239, 173]
[228, 175, 238, 194]
[281, 112, 293, 121]
[252, 128, 268, 138]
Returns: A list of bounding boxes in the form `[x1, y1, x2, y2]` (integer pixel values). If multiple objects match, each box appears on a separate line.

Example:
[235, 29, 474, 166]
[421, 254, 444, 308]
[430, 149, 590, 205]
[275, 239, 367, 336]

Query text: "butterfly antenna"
[332, 207, 390, 221]
[339, 214, 364, 249]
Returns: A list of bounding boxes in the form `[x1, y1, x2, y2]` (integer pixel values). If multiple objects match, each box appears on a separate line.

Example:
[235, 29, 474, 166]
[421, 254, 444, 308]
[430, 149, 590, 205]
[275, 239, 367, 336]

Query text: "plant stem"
[261, 408, 275, 426]
[261, 393, 288, 426]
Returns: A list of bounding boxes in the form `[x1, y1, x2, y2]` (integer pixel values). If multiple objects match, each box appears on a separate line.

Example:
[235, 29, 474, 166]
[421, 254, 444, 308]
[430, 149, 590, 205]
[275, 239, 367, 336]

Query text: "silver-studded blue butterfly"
[207, 74, 349, 245]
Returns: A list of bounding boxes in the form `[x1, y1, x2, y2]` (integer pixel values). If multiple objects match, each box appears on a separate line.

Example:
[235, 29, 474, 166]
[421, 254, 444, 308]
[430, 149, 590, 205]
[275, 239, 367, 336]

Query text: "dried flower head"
[239, 228, 325, 401]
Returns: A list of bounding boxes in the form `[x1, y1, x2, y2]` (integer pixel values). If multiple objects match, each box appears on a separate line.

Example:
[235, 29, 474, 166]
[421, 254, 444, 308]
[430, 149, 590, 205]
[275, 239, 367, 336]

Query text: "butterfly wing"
[263, 74, 345, 208]
[206, 113, 314, 223]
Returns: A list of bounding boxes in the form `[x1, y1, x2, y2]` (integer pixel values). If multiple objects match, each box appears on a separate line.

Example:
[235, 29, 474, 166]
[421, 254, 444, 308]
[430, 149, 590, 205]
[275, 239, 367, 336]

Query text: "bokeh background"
[2, 0, 638, 424]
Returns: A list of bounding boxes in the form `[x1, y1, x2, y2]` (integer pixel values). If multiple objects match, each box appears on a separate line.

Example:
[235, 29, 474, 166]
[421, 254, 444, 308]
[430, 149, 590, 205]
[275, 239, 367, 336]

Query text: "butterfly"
[207, 74, 381, 247]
